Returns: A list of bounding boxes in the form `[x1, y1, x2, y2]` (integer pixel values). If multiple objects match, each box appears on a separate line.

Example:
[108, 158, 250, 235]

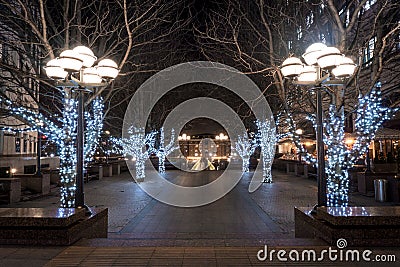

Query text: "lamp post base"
[310, 204, 326, 215]
[77, 204, 92, 216]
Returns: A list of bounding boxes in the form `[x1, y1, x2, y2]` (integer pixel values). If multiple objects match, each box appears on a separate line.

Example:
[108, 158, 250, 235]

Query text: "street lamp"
[280, 43, 356, 208]
[44, 45, 119, 210]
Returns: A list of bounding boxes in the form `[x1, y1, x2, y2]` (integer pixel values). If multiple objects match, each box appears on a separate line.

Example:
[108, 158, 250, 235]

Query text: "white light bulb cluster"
[84, 97, 104, 166]
[324, 105, 349, 207]
[234, 133, 257, 173]
[59, 96, 78, 207]
[155, 128, 178, 174]
[44, 46, 119, 83]
[281, 43, 356, 83]
[0, 94, 105, 208]
[317, 85, 396, 207]
[255, 118, 277, 183]
[116, 126, 156, 180]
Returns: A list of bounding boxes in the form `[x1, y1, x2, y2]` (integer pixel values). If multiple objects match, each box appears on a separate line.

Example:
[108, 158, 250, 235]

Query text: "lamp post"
[44, 46, 119, 210]
[280, 43, 356, 208]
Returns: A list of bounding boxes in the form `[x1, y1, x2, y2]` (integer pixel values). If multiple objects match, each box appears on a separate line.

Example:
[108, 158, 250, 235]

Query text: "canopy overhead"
[374, 127, 400, 140]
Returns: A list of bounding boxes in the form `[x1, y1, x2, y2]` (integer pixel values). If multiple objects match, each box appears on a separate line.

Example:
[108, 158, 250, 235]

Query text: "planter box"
[373, 163, 397, 173]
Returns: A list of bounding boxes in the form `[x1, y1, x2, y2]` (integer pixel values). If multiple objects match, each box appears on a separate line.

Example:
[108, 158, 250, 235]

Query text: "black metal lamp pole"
[36, 131, 41, 176]
[316, 87, 327, 207]
[75, 89, 85, 208]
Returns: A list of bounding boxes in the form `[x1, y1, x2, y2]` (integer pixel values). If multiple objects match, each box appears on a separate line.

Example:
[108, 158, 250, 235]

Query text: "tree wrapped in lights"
[255, 118, 277, 183]
[155, 128, 178, 174]
[234, 133, 257, 173]
[84, 97, 104, 166]
[323, 86, 398, 207]
[58, 95, 78, 207]
[323, 105, 350, 206]
[288, 85, 398, 207]
[0, 93, 105, 207]
[118, 126, 156, 181]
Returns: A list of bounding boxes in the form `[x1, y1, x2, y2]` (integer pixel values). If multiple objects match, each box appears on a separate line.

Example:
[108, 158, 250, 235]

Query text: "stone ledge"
[316, 206, 400, 225]
[295, 206, 400, 247]
[0, 207, 108, 245]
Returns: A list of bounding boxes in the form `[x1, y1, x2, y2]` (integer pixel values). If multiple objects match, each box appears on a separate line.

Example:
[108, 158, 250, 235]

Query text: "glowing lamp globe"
[316, 47, 342, 69]
[73, 46, 97, 68]
[281, 57, 303, 78]
[302, 43, 327, 65]
[332, 57, 356, 78]
[297, 65, 318, 84]
[58, 49, 83, 72]
[44, 59, 67, 80]
[96, 59, 119, 79]
[82, 67, 102, 84]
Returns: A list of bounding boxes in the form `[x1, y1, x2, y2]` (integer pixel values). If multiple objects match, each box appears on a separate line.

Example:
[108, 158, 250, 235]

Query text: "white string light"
[234, 132, 257, 173]
[0, 94, 105, 207]
[255, 118, 277, 183]
[114, 126, 156, 181]
[155, 128, 178, 174]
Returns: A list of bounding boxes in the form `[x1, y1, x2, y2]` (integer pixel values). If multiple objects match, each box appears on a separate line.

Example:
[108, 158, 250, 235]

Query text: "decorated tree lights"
[256, 119, 277, 183]
[0, 93, 106, 207]
[58, 93, 79, 207]
[323, 85, 398, 207]
[119, 126, 156, 182]
[234, 133, 257, 173]
[155, 128, 178, 174]
[282, 84, 397, 207]
[84, 97, 104, 167]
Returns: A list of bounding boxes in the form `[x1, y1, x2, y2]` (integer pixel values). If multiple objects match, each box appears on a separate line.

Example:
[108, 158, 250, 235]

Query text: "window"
[319, 34, 326, 43]
[364, 0, 377, 11]
[297, 26, 302, 40]
[363, 37, 376, 66]
[306, 13, 314, 28]
[23, 134, 28, 153]
[23, 139, 28, 153]
[15, 138, 21, 153]
[345, 10, 350, 27]
[0, 42, 7, 63]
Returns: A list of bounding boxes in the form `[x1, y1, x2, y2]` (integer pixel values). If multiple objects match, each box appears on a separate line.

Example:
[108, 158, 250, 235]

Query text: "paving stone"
[1, 169, 399, 266]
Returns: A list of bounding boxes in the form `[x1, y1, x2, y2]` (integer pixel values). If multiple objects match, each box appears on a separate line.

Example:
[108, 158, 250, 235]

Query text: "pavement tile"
[0, 247, 20, 259]
[2, 170, 399, 266]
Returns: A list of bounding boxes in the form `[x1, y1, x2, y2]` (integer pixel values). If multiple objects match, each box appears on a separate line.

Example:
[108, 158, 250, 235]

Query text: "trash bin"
[374, 179, 388, 202]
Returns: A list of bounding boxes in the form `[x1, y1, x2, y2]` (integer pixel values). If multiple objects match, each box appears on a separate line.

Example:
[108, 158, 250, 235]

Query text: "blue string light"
[255, 118, 277, 183]
[155, 127, 178, 174]
[234, 132, 257, 173]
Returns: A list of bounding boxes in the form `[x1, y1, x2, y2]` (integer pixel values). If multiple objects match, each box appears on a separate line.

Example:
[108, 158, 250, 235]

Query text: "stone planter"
[373, 163, 397, 173]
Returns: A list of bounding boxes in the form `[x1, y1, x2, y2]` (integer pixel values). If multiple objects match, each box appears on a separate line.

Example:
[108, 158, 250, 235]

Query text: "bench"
[84, 172, 98, 183]
[13, 174, 50, 195]
[0, 178, 21, 204]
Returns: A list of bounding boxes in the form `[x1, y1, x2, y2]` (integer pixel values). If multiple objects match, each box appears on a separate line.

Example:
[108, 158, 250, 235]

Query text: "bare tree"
[0, 0, 191, 206]
[193, 0, 400, 206]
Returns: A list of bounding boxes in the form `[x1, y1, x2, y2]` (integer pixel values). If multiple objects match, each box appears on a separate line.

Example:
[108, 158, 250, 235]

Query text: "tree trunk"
[158, 155, 165, 174]
[135, 160, 145, 182]
[242, 156, 249, 173]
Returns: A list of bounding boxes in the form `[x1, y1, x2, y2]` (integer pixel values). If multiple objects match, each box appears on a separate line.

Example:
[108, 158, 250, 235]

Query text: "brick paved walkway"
[1, 169, 399, 266]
